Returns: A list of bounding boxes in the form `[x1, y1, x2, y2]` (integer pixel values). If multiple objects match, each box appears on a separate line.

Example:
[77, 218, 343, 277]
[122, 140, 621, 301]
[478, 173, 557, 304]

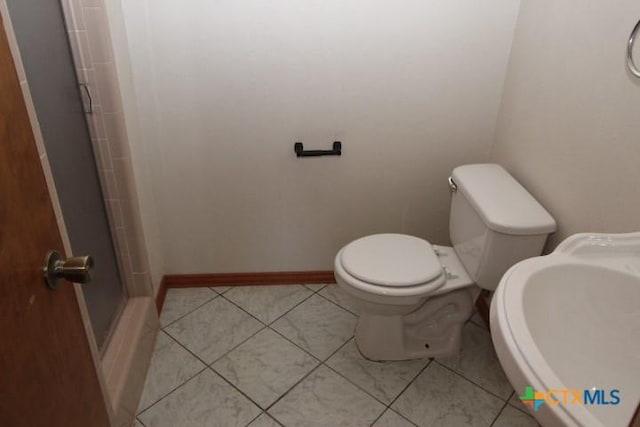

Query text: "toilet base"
[353, 286, 479, 361]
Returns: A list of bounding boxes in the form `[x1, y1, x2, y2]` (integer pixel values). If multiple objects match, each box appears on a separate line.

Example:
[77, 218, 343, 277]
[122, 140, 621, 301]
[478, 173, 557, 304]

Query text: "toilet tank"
[449, 164, 556, 290]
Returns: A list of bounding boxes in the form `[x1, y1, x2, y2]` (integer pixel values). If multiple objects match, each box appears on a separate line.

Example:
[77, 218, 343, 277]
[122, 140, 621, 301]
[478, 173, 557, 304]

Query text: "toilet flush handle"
[448, 176, 458, 193]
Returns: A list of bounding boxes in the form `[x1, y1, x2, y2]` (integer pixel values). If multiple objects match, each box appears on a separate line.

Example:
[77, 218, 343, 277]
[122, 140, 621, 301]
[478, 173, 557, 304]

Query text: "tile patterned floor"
[135, 284, 540, 427]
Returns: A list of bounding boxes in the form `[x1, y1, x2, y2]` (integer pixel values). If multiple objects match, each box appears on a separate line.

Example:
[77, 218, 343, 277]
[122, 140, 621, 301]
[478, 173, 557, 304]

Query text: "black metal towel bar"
[294, 141, 342, 157]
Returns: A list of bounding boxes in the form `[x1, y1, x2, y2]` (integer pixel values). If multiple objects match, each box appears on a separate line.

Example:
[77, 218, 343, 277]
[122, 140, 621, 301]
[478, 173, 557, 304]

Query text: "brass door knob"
[43, 250, 94, 289]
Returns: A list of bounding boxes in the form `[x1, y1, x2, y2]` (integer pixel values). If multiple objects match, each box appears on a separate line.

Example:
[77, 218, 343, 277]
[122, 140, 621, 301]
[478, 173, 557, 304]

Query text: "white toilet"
[334, 164, 556, 361]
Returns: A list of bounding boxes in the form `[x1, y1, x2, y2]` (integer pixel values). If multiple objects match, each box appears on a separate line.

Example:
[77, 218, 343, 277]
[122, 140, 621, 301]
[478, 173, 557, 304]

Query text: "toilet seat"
[336, 234, 446, 297]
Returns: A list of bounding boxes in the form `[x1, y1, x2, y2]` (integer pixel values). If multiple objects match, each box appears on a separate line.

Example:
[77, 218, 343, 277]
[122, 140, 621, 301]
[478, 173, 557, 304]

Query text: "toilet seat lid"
[339, 234, 442, 287]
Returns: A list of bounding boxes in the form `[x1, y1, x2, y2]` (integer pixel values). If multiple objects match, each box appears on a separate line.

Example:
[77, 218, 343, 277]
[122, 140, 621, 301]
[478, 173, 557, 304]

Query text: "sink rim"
[491, 232, 640, 427]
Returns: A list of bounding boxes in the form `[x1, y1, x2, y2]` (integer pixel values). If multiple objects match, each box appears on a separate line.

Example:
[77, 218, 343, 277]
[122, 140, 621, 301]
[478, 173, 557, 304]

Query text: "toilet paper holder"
[294, 141, 342, 157]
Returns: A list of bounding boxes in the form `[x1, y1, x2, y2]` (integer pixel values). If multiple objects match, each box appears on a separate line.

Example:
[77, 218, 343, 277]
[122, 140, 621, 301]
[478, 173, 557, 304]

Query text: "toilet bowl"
[335, 235, 478, 360]
[334, 164, 556, 361]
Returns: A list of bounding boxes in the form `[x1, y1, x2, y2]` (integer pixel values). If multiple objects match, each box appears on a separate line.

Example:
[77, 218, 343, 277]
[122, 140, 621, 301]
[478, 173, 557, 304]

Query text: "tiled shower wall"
[59, 0, 153, 298]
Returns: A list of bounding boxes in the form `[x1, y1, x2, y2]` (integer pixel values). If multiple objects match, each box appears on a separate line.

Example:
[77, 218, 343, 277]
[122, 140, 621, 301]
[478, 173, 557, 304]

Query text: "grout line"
[253, 412, 285, 427]
[254, 288, 318, 326]
[315, 288, 359, 316]
[384, 359, 434, 418]
[161, 321, 263, 369]
[303, 283, 327, 293]
[207, 325, 269, 366]
[134, 331, 212, 414]
[379, 408, 418, 427]
[261, 331, 358, 414]
[206, 365, 269, 414]
[263, 298, 357, 364]
[489, 398, 511, 427]
[214, 294, 269, 327]
[368, 411, 385, 427]
[320, 333, 356, 362]
[220, 284, 315, 326]
[159, 289, 218, 328]
[266, 326, 324, 363]
[367, 407, 405, 427]
[322, 362, 390, 409]
[244, 413, 262, 427]
[263, 364, 325, 414]
[209, 286, 232, 294]
[320, 338, 398, 409]
[505, 391, 537, 419]
[135, 366, 209, 418]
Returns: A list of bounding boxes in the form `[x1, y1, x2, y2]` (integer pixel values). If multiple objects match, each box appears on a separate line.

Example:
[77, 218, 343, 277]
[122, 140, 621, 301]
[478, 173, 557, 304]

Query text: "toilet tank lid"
[451, 164, 556, 235]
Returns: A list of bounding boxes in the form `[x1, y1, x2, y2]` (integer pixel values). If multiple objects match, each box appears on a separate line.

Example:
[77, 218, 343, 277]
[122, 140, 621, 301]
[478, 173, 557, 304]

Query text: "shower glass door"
[7, 0, 126, 350]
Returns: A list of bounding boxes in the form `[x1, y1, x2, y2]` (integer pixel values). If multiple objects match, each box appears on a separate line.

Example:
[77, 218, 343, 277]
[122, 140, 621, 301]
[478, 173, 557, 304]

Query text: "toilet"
[334, 164, 556, 361]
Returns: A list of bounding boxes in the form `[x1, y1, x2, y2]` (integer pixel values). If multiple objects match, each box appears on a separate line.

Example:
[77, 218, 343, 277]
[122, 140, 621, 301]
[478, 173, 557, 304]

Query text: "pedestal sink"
[491, 232, 640, 427]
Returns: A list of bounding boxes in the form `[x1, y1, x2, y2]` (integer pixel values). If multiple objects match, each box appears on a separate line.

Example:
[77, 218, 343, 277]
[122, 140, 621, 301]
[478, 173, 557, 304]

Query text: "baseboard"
[164, 271, 336, 286]
[102, 297, 158, 427]
[155, 270, 335, 314]
[155, 277, 168, 314]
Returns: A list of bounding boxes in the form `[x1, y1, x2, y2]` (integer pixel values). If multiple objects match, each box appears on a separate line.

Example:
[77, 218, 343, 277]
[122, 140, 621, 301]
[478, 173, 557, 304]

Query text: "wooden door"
[0, 14, 111, 427]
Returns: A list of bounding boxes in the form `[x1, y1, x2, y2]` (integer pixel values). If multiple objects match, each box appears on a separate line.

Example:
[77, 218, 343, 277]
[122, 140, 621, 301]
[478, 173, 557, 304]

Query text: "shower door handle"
[43, 250, 94, 289]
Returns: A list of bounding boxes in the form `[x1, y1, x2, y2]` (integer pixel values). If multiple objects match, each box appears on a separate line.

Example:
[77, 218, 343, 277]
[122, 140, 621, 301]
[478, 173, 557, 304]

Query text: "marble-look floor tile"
[493, 406, 539, 427]
[159, 287, 217, 327]
[303, 284, 326, 292]
[223, 285, 312, 324]
[138, 369, 261, 427]
[247, 413, 281, 427]
[318, 284, 360, 314]
[137, 331, 205, 412]
[372, 409, 416, 427]
[437, 322, 512, 399]
[165, 298, 263, 363]
[268, 366, 385, 427]
[212, 328, 318, 408]
[210, 286, 232, 294]
[392, 363, 504, 427]
[326, 340, 429, 404]
[271, 295, 356, 360]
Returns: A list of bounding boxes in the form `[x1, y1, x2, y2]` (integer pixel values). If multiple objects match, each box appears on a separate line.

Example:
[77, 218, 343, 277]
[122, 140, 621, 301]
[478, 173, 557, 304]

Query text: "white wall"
[103, 0, 165, 289]
[121, 0, 521, 273]
[490, 0, 640, 249]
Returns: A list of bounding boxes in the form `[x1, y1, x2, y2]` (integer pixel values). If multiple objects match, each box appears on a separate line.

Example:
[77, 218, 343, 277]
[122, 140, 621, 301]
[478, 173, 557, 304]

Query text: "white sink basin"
[491, 232, 640, 427]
